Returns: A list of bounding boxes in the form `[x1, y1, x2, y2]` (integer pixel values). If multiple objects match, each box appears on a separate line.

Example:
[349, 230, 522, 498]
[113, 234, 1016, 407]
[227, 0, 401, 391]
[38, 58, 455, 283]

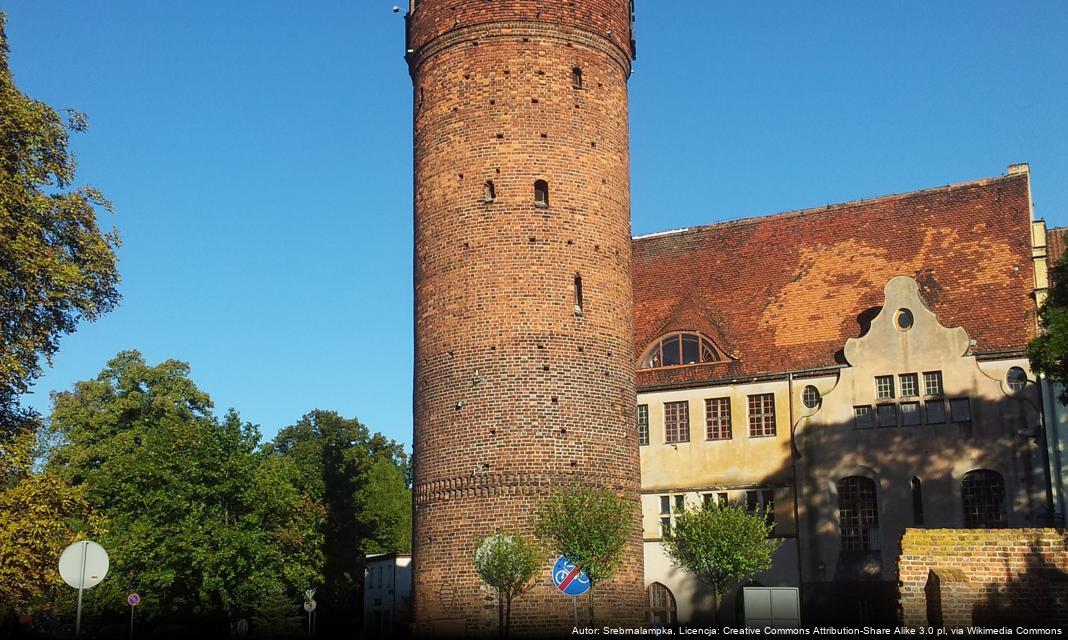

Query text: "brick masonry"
[898, 528, 1068, 628]
[407, 1, 645, 635]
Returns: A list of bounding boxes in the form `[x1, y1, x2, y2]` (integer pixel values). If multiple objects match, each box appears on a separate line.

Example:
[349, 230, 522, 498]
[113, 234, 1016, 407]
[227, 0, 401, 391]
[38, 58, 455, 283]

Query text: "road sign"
[303, 600, 317, 612]
[551, 556, 590, 597]
[59, 541, 109, 590]
[128, 593, 140, 607]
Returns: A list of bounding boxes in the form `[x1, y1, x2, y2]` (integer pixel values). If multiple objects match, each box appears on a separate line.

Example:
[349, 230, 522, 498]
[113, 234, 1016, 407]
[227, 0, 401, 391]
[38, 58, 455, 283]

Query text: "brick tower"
[406, 1, 644, 635]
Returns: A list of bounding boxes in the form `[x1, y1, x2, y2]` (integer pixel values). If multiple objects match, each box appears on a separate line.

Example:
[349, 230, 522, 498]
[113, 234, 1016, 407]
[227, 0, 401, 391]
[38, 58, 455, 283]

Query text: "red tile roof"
[632, 173, 1036, 390]
[1048, 227, 1067, 266]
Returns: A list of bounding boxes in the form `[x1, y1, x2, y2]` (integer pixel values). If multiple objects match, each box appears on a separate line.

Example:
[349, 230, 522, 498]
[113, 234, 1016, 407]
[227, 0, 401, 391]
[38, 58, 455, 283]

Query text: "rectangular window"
[637, 404, 649, 446]
[718, 492, 728, 507]
[660, 516, 671, 537]
[664, 401, 690, 443]
[950, 398, 971, 423]
[925, 400, 946, 424]
[899, 373, 919, 397]
[747, 394, 776, 437]
[854, 405, 874, 429]
[876, 404, 897, 428]
[875, 375, 895, 399]
[659, 495, 671, 515]
[674, 495, 685, 512]
[924, 371, 943, 396]
[900, 402, 921, 426]
[705, 397, 732, 440]
[703, 493, 714, 509]
[745, 490, 759, 513]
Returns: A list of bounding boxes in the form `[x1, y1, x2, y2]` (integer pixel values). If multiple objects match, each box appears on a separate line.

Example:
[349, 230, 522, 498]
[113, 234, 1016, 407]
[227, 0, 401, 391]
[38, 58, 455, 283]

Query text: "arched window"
[646, 582, 676, 627]
[534, 180, 549, 207]
[640, 332, 722, 369]
[838, 476, 879, 552]
[1006, 367, 1027, 392]
[961, 470, 1006, 528]
[572, 67, 583, 89]
[911, 477, 924, 526]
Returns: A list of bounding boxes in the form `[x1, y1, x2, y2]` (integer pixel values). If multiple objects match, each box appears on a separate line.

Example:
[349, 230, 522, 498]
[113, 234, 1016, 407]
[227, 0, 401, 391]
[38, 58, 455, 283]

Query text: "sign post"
[551, 556, 591, 627]
[303, 589, 317, 638]
[127, 593, 140, 640]
[58, 541, 109, 639]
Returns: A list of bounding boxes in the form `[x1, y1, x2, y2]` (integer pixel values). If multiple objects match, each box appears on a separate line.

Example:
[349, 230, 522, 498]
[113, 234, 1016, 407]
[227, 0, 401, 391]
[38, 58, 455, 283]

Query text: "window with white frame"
[637, 404, 649, 446]
[875, 375, 895, 399]
[899, 373, 919, 397]
[923, 371, 943, 396]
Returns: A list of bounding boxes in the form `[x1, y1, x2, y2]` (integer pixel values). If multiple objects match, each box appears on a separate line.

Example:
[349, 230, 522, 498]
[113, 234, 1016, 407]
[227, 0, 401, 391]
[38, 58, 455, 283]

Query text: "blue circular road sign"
[552, 556, 590, 596]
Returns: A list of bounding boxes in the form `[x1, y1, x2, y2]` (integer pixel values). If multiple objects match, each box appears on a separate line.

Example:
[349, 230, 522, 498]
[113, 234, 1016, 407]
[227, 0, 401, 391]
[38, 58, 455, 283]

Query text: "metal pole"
[76, 541, 87, 639]
[130, 606, 134, 640]
[307, 609, 311, 637]
[572, 596, 577, 627]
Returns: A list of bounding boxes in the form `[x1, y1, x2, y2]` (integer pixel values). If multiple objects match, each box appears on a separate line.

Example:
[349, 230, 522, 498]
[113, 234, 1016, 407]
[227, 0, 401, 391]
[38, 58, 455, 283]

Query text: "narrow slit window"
[484, 180, 496, 203]
[534, 180, 549, 207]
[911, 477, 924, 526]
[572, 67, 583, 89]
[574, 274, 583, 314]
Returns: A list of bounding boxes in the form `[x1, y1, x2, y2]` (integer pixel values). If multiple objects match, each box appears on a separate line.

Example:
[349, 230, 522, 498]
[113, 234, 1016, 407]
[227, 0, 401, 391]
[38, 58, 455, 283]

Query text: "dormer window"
[640, 332, 722, 369]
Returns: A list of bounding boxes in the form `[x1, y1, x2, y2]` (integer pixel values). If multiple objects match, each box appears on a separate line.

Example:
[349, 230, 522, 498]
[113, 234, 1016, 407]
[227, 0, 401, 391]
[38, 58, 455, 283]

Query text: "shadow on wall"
[970, 532, 1068, 627]
[745, 389, 1050, 627]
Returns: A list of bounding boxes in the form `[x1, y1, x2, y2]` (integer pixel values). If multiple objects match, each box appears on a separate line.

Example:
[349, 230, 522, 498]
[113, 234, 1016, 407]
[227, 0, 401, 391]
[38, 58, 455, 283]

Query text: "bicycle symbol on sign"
[552, 556, 591, 596]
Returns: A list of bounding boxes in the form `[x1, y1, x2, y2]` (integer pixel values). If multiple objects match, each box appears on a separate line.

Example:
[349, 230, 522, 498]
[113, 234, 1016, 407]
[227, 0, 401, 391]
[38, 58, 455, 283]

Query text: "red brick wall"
[899, 528, 1068, 628]
[408, 0, 644, 635]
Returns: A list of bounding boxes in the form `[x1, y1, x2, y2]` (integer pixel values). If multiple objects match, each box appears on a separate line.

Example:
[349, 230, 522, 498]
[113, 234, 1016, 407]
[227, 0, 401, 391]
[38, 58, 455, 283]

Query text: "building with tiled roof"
[633, 164, 1057, 626]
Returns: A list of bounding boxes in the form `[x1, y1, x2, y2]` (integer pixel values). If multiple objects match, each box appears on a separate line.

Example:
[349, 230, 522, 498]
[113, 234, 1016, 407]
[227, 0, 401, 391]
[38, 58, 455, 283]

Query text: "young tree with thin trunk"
[533, 487, 633, 627]
[661, 502, 780, 624]
[473, 532, 542, 640]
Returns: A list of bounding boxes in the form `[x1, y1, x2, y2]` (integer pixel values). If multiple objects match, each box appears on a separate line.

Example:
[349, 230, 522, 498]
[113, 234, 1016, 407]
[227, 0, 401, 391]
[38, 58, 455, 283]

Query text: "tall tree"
[0, 13, 121, 432]
[46, 351, 323, 626]
[0, 429, 100, 617]
[1029, 251, 1068, 402]
[533, 487, 634, 627]
[269, 410, 411, 630]
[660, 503, 779, 624]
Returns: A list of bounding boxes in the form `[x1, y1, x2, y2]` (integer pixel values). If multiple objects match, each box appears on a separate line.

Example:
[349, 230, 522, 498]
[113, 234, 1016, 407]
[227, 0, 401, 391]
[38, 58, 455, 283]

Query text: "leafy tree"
[46, 351, 323, 625]
[1029, 251, 1068, 403]
[249, 590, 304, 639]
[0, 429, 101, 618]
[0, 13, 121, 433]
[533, 487, 634, 626]
[474, 532, 543, 639]
[660, 503, 780, 623]
[269, 410, 411, 631]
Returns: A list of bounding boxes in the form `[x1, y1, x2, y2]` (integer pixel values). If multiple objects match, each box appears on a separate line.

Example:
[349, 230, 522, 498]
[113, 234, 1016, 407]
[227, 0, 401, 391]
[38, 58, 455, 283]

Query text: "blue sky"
[7, 1, 1067, 446]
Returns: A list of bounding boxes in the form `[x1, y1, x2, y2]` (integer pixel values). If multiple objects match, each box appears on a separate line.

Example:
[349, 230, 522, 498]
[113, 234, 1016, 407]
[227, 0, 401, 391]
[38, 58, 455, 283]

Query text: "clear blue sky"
[7, 1, 1067, 446]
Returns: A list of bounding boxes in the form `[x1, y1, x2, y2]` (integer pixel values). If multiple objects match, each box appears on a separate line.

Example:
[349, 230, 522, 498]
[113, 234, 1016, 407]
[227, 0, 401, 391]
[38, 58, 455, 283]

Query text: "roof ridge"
[632, 172, 1022, 241]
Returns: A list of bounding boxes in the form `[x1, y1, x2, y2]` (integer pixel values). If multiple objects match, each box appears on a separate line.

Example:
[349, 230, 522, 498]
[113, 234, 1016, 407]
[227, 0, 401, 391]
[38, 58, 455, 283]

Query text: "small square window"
[899, 373, 919, 398]
[950, 398, 971, 423]
[875, 375, 895, 399]
[925, 400, 946, 424]
[924, 371, 943, 397]
[637, 404, 649, 446]
[901, 402, 921, 426]
[854, 405, 874, 429]
[877, 404, 897, 428]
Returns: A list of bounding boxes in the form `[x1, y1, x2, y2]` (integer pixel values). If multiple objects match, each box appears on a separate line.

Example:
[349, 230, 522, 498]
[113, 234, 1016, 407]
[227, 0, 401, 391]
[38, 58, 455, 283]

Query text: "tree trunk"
[498, 589, 505, 640]
[504, 593, 512, 640]
[711, 592, 720, 627]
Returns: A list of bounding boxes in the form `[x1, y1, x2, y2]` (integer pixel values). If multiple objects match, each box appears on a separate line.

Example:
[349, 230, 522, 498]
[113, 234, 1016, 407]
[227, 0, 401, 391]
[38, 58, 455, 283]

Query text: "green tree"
[249, 590, 304, 639]
[660, 503, 780, 623]
[1029, 251, 1068, 403]
[0, 13, 121, 433]
[0, 429, 101, 616]
[269, 410, 411, 630]
[533, 487, 634, 626]
[474, 532, 543, 639]
[46, 351, 323, 625]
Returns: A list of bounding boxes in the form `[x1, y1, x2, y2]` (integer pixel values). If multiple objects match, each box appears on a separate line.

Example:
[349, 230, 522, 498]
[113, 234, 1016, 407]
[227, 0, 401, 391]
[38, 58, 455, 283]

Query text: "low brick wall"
[898, 528, 1068, 628]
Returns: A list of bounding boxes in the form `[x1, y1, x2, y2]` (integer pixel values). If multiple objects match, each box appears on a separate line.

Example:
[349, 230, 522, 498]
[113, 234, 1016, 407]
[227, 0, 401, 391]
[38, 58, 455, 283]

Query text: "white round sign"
[303, 600, 317, 612]
[58, 540, 109, 590]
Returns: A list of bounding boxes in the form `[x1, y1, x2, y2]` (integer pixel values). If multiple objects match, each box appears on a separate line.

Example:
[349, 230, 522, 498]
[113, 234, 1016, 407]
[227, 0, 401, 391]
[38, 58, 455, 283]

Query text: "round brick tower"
[406, 1, 644, 635]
